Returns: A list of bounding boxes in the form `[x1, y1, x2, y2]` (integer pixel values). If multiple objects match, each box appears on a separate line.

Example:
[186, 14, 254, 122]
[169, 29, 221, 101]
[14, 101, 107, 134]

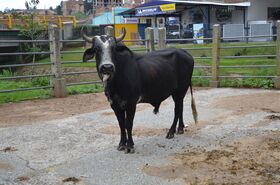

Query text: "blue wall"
[92, 7, 129, 25]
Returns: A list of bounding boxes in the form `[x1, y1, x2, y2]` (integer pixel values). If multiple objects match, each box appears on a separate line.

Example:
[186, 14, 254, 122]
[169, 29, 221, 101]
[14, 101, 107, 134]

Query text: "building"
[119, 0, 280, 39]
[63, 0, 85, 15]
[93, 0, 145, 14]
[91, 0, 147, 25]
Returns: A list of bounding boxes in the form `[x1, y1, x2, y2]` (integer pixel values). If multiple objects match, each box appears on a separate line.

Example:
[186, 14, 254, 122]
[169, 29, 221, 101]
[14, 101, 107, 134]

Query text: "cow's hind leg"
[177, 81, 191, 134]
[177, 114, 185, 134]
[166, 94, 183, 139]
[167, 82, 190, 138]
[111, 104, 127, 151]
[125, 104, 136, 153]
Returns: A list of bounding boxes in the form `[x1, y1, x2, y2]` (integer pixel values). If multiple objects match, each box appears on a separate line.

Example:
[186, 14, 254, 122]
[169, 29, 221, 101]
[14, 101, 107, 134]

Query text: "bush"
[31, 77, 49, 87]
[0, 69, 16, 77]
[67, 84, 104, 95]
[220, 78, 274, 89]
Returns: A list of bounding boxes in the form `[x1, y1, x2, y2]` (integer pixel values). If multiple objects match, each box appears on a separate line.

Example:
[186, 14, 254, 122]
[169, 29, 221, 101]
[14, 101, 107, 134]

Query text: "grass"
[67, 83, 104, 95]
[0, 41, 278, 103]
[0, 69, 103, 103]
[0, 80, 51, 103]
[0, 80, 104, 103]
[38, 47, 96, 67]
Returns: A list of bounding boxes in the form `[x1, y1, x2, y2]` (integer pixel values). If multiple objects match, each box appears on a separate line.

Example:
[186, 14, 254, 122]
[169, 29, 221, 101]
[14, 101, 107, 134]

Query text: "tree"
[84, 0, 93, 15]
[49, 6, 53, 11]
[19, 0, 46, 73]
[56, 5, 62, 15]
[4, 7, 10, 13]
[25, 0, 39, 10]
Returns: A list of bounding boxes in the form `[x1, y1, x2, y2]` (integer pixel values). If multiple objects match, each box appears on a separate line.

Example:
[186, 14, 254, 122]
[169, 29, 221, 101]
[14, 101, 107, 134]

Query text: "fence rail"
[0, 62, 52, 68]
[0, 40, 51, 43]
[1, 22, 280, 99]
[0, 51, 52, 56]
[0, 85, 53, 93]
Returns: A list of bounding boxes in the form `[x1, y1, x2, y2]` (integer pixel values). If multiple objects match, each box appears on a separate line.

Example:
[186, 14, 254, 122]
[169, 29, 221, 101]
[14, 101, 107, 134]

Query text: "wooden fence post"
[275, 21, 280, 89]
[105, 26, 114, 37]
[210, 24, 221, 88]
[145, 27, 155, 52]
[49, 25, 67, 98]
[158, 27, 166, 49]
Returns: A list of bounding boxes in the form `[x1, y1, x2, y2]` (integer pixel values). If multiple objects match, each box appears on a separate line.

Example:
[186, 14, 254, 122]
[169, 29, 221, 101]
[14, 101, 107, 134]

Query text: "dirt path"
[0, 87, 208, 128]
[0, 93, 109, 127]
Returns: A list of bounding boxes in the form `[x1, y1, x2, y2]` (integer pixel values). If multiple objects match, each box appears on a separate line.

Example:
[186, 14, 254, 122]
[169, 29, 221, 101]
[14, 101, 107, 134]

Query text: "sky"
[0, 0, 63, 11]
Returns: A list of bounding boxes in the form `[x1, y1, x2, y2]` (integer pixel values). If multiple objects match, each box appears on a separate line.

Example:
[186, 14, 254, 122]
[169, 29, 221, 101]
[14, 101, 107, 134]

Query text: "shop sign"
[124, 18, 139, 24]
[136, 3, 175, 16]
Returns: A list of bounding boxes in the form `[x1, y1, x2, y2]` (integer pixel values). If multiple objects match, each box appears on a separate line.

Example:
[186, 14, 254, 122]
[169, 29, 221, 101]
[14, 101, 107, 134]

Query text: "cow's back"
[137, 48, 194, 104]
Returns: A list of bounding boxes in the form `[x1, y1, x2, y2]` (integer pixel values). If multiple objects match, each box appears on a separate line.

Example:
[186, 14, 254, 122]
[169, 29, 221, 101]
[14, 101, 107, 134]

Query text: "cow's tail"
[190, 82, 198, 124]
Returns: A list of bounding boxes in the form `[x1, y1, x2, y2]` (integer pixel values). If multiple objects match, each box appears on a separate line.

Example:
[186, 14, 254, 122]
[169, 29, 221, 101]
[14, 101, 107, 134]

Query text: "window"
[268, 7, 280, 20]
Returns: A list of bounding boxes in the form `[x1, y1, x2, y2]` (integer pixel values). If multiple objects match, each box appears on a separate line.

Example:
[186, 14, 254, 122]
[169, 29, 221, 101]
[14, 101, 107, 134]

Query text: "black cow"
[82, 28, 197, 153]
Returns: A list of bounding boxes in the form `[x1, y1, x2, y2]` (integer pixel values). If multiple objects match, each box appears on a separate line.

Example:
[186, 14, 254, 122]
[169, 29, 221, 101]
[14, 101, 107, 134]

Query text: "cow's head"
[82, 28, 126, 82]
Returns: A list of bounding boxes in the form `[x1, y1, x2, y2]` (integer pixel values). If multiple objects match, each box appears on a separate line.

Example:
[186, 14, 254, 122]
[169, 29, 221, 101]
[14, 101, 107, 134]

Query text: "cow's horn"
[81, 28, 93, 43]
[116, 27, 126, 43]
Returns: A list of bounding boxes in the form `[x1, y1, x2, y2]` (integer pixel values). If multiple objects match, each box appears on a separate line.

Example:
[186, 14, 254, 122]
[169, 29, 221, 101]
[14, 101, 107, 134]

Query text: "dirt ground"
[143, 132, 280, 185]
[0, 87, 206, 128]
[1, 88, 280, 185]
[143, 91, 280, 185]
[0, 92, 109, 127]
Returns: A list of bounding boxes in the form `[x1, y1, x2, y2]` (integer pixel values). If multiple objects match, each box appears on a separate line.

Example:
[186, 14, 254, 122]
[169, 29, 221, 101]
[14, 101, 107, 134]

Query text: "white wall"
[62, 24, 74, 40]
[232, 10, 244, 24]
[247, 0, 280, 21]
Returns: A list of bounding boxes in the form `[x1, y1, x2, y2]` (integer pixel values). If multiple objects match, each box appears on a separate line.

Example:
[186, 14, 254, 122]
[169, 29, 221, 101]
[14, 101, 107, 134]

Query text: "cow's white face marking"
[95, 36, 115, 83]
[96, 36, 114, 68]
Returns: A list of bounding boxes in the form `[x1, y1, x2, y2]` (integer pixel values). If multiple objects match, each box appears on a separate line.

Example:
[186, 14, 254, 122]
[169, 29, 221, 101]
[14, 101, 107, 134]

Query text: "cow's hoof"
[117, 144, 126, 151]
[177, 128, 184, 135]
[125, 147, 135, 154]
[166, 132, 175, 139]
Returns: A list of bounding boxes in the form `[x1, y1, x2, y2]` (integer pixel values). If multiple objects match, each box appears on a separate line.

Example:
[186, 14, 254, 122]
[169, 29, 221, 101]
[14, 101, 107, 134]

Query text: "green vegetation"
[71, 12, 88, 20]
[167, 42, 276, 89]
[0, 80, 50, 103]
[0, 69, 103, 103]
[0, 41, 278, 104]
[67, 84, 104, 95]
[0, 79, 103, 103]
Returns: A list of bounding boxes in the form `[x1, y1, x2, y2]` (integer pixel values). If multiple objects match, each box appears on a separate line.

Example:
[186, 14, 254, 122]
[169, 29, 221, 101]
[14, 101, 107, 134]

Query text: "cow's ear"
[83, 48, 95, 62]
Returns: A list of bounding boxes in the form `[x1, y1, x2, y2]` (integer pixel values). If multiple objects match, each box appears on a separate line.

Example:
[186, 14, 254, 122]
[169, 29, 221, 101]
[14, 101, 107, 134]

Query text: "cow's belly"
[140, 81, 177, 104]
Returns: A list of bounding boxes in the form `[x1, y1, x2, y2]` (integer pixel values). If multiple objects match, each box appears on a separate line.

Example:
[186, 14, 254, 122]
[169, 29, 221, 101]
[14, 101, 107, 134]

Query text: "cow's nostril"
[101, 64, 114, 73]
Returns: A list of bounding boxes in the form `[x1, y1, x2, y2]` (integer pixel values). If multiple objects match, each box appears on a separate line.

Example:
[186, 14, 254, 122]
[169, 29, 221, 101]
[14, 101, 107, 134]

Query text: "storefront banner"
[193, 24, 204, 44]
[136, 3, 175, 16]
[160, 3, 176, 12]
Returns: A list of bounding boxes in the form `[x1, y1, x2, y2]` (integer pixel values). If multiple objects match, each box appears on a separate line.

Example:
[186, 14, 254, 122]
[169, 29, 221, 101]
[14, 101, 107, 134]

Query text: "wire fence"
[0, 23, 280, 98]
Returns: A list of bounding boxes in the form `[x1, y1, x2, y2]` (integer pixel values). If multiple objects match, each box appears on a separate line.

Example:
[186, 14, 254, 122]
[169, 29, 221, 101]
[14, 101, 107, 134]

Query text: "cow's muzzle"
[100, 64, 115, 82]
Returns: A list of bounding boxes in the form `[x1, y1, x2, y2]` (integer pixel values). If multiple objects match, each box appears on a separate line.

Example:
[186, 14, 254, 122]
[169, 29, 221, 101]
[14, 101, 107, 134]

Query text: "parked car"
[166, 24, 180, 39]
[182, 24, 194, 39]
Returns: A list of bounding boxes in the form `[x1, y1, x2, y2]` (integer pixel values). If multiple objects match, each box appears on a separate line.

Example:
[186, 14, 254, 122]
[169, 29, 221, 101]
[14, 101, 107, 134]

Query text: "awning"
[159, 0, 250, 7]
[118, 0, 251, 17]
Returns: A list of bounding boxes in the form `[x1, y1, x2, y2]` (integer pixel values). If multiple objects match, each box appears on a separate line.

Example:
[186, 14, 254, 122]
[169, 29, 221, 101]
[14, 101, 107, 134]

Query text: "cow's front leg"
[125, 104, 136, 153]
[111, 104, 126, 151]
